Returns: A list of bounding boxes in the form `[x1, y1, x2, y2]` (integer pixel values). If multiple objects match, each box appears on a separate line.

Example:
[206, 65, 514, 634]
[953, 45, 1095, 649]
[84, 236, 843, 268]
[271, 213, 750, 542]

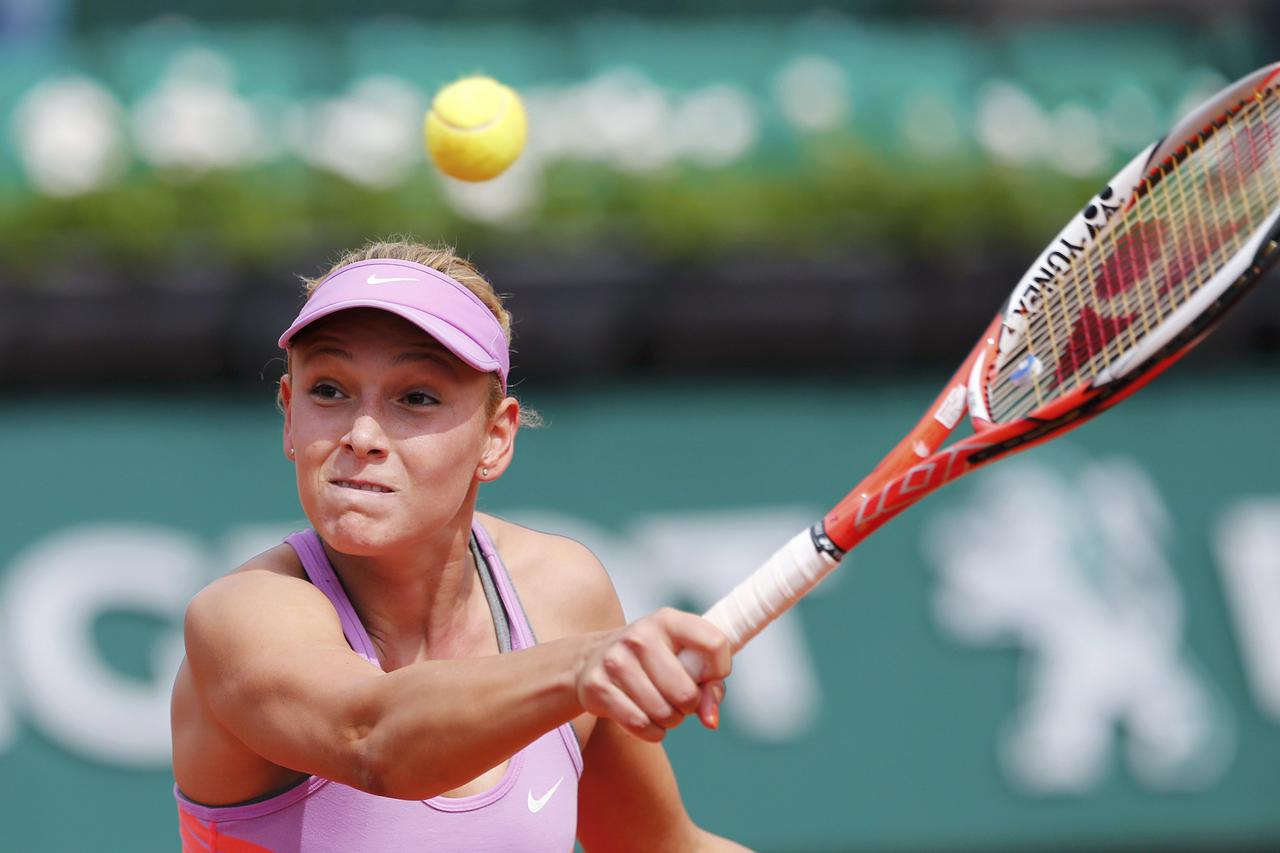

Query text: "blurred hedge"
[0, 142, 1102, 289]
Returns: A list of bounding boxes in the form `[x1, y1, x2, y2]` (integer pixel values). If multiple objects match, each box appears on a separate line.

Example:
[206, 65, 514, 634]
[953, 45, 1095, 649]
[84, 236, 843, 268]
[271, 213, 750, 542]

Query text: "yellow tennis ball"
[425, 76, 527, 182]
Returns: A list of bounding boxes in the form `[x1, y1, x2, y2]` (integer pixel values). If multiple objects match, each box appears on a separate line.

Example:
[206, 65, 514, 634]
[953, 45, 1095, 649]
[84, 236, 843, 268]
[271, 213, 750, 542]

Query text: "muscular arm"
[579, 721, 752, 853]
[183, 567, 595, 801]
[182, 533, 731, 805]
[512, 529, 748, 852]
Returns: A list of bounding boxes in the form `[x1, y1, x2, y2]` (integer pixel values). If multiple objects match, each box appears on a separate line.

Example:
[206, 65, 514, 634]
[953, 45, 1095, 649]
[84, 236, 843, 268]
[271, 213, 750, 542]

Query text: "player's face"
[282, 309, 495, 556]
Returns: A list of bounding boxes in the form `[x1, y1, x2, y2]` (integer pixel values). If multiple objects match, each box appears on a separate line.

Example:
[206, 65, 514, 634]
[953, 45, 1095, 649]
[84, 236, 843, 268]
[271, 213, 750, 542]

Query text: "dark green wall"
[2, 374, 1279, 851]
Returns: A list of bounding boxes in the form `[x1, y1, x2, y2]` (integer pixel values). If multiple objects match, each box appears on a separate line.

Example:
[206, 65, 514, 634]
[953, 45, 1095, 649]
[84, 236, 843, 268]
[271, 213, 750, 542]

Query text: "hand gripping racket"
[685, 62, 1280, 664]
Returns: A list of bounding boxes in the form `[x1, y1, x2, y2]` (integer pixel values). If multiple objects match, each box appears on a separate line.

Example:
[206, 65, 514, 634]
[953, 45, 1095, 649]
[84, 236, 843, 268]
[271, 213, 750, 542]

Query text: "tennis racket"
[686, 62, 1280, 663]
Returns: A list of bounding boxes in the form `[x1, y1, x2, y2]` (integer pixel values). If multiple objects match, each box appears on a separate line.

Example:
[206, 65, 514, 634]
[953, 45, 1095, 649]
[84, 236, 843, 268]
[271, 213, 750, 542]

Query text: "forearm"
[358, 632, 597, 799]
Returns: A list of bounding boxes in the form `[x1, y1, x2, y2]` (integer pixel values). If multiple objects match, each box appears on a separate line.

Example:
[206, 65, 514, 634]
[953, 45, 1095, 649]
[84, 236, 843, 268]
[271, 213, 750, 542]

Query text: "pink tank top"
[175, 522, 583, 853]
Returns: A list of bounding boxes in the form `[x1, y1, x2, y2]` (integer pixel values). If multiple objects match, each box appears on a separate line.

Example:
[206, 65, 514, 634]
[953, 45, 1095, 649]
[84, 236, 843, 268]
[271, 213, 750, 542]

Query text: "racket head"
[822, 62, 1280, 554]
[971, 62, 1280, 435]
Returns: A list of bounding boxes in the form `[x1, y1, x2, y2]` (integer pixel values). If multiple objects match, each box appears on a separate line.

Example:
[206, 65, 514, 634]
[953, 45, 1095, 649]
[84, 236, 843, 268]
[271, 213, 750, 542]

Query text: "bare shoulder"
[184, 544, 346, 669]
[173, 543, 374, 804]
[477, 512, 625, 640]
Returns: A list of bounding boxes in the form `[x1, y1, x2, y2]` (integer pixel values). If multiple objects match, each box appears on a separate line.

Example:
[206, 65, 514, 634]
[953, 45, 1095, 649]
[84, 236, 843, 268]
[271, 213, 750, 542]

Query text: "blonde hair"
[284, 238, 539, 426]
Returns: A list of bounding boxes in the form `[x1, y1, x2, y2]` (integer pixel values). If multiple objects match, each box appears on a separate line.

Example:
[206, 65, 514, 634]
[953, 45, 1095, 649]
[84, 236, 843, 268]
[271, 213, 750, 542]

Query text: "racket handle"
[678, 527, 841, 678]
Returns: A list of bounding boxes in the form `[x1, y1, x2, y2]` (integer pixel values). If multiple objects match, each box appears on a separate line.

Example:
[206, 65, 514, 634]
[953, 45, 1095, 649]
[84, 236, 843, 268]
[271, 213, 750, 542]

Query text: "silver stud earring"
[482, 467, 489, 477]
[288, 447, 295, 457]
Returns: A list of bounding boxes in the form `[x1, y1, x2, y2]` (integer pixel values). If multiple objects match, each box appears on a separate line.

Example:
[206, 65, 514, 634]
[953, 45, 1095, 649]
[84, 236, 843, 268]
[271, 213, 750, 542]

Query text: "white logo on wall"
[925, 457, 1235, 793]
[0, 510, 825, 768]
[1215, 499, 1280, 722]
[0, 523, 296, 767]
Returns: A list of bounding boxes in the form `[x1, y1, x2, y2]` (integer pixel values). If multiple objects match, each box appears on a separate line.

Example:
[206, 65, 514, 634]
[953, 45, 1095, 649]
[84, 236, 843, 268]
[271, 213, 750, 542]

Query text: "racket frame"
[822, 213, 1280, 557]
[691, 61, 1280, 657]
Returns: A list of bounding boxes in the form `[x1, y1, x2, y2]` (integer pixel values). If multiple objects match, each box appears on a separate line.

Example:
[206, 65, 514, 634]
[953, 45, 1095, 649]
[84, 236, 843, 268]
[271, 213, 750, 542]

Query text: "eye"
[403, 391, 439, 407]
[310, 383, 345, 400]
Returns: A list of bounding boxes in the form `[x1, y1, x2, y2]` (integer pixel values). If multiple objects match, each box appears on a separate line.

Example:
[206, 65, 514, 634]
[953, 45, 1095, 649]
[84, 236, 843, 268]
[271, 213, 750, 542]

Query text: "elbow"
[342, 691, 424, 799]
[352, 729, 393, 797]
[354, 725, 449, 801]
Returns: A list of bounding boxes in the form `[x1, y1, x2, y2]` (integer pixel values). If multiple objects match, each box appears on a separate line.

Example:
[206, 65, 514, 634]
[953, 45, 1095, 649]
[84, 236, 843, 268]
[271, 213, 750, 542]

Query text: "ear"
[477, 396, 520, 481]
[280, 374, 295, 462]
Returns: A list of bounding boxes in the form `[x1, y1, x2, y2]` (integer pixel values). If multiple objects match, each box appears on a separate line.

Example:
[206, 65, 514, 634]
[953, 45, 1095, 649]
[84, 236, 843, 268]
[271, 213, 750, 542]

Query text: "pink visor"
[278, 259, 509, 390]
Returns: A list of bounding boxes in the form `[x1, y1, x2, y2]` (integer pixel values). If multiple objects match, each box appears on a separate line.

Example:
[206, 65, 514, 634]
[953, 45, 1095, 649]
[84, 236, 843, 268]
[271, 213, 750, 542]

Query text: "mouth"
[331, 479, 395, 494]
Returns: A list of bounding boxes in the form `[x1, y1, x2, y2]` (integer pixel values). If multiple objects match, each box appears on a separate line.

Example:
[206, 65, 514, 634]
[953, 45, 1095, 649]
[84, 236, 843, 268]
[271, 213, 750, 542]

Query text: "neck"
[320, 513, 494, 670]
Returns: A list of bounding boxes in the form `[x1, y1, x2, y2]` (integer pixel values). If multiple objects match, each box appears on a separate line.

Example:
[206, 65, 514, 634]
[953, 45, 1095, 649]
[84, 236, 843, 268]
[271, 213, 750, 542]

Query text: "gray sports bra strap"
[472, 534, 512, 654]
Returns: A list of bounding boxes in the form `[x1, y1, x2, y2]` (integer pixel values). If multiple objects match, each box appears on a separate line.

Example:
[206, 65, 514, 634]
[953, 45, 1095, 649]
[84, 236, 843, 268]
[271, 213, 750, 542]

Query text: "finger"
[581, 660, 660, 733]
[627, 637, 702, 717]
[594, 680, 667, 742]
[658, 609, 732, 681]
[699, 680, 724, 730]
[607, 647, 686, 729]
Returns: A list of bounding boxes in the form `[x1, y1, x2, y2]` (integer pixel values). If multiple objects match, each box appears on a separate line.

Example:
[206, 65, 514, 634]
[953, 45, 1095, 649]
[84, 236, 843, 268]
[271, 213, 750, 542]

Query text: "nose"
[343, 412, 389, 459]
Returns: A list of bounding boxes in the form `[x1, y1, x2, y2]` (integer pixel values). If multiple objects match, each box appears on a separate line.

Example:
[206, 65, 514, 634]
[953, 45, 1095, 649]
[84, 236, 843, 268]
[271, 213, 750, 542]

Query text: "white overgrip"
[700, 528, 840, 654]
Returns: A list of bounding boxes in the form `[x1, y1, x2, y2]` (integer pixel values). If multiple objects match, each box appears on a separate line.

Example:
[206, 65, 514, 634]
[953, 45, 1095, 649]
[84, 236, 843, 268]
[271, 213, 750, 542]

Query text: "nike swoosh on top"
[527, 776, 564, 814]
[366, 274, 420, 285]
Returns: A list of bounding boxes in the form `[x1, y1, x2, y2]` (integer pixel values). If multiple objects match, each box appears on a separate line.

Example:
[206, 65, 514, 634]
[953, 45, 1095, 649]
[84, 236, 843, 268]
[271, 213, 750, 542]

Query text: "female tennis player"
[170, 240, 747, 852]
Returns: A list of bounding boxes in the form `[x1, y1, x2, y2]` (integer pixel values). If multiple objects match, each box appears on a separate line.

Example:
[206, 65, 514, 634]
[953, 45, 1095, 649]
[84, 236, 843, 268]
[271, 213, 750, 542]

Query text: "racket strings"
[1070, 107, 1258, 357]
[1053, 93, 1270, 339]
[1096, 94, 1276, 333]
[991, 109, 1273, 419]
[998, 119, 1264, 416]
[1084, 97, 1274, 362]
[987, 84, 1280, 422]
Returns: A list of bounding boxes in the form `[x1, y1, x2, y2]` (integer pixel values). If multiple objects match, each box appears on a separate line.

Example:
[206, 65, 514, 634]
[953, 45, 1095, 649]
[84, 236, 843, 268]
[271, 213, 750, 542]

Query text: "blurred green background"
[2, 1, 1280, 851]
